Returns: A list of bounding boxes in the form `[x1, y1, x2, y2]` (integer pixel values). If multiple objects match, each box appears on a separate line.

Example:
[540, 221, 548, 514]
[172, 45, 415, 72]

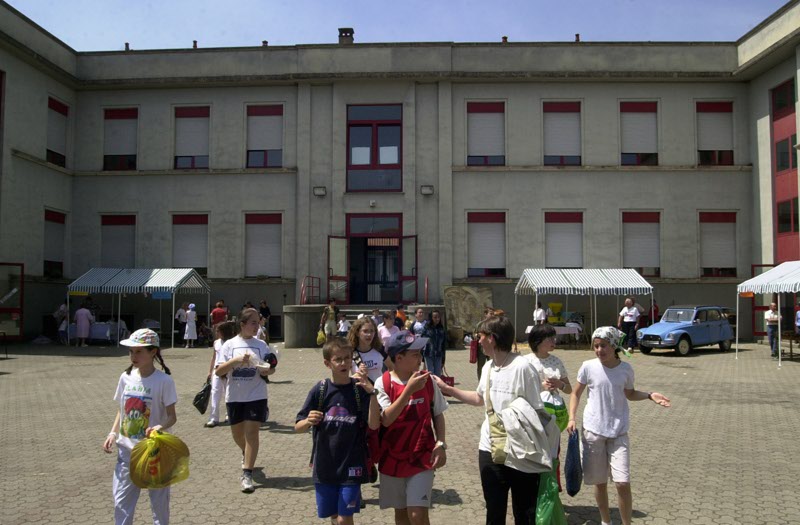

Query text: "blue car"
[637, 306, 734, 356]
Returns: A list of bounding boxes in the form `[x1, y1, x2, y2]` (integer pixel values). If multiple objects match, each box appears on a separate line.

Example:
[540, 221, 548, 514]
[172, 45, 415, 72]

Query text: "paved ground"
[1, 339, 799, 524]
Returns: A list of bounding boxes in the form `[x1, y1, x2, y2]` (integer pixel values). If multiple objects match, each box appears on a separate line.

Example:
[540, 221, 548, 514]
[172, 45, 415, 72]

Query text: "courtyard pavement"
[1, 338, 798, 524]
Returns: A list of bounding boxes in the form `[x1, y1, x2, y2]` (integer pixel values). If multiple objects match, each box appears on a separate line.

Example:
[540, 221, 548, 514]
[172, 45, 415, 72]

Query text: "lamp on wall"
[420, 185, 435, 196]
[312, 186, 327, 197]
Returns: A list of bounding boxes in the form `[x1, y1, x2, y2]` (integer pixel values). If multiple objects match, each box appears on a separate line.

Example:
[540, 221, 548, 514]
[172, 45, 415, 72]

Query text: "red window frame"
[101, 215, 136, 226]
[544, 212, 583, 223]
[103, 108, 138, 171]
[246, 105, 283, 168]
[467, 102, 505, 166]
[467, 212, 506, 278]
[245, 213, 282, 224]
[620, 102, 658, 166]
[172, 214, 208, 225]
[772, 79, 796, 122]
[47, 97, 68, 167]
[346, 104, 403, 192]
[44, 210, 66, 278]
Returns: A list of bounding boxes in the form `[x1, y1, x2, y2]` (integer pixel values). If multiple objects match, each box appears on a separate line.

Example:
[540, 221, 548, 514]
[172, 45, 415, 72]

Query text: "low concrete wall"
[284, 304, 325, 348]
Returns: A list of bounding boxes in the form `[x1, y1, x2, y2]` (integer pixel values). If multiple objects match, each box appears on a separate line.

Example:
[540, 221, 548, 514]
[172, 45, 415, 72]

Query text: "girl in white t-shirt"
[102, 328, 178, 525]
[216, 308, 277, 493]
[205, 321, 236, 428]
[567, 327, 670, 525]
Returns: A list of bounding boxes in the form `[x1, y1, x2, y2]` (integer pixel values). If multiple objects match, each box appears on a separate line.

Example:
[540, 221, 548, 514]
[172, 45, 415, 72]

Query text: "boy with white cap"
[567, 327, 670, 525]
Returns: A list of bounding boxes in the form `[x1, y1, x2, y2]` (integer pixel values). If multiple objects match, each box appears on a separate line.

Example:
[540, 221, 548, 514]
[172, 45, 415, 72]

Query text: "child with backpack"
[295, 338, 379, 524]
[374, 330, 448, 525]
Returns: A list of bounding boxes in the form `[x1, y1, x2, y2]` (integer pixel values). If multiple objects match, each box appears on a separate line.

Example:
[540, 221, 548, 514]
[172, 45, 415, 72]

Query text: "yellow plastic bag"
[316, 330, 326, 346]
[130, 430, 190, 489]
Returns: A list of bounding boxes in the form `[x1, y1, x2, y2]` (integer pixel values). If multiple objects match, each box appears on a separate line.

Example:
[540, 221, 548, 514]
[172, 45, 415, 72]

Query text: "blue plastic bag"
[565, 430, 582, 497]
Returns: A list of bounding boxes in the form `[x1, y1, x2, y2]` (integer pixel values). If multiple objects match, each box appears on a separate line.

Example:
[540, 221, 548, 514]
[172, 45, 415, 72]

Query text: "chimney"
[338, 27, 354, 45]
[262, 40, 269, 46]
[124, 42, 130, 51]
[501, 36, 508, 44]
[575, 33, 581, 42]
[192, 40, 198, 49]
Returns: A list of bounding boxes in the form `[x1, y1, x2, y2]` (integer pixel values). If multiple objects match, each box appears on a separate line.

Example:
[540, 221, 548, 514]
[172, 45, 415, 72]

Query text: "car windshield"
[661, 309, 695, 322]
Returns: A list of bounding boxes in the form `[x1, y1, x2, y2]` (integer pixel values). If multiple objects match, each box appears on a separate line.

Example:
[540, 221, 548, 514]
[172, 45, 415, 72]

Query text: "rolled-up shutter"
[245, 213, 282, 277]
[545, 212, 582, 268]
[47, 98, 68, 156]
[468, 212, 505, 272]
[101, 215, 136, 267]
[467, 103, 504, 156]
[700, 212, 736, 268]
[175, 107, 209, 156]
[247, 105, 283, 151]
[621, 102, 657, 153]
[44, 210, 66, 263]
[696, 102, 733, 151]
[104, 109, 138, 156]
[544, 102, 581, 156]
[172, 214, 208, 268]
[622, 212, 659, 268]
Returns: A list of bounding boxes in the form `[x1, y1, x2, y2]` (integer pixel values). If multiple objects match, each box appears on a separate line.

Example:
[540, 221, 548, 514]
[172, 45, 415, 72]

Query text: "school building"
[0, 1, 798, 340]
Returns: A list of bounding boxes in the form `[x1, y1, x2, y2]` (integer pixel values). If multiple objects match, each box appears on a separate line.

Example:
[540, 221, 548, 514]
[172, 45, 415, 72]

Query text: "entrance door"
[400, 235, 418, 303]
[366, 241, 399, 303]
[328, 236, 348, 303]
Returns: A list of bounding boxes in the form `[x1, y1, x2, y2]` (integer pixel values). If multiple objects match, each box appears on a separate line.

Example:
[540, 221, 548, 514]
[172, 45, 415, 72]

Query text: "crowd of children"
[102, 302, 671, 525]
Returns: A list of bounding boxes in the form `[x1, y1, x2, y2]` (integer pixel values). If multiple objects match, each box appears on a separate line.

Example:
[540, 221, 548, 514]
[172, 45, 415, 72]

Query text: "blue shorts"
[315, 483, 361, 518]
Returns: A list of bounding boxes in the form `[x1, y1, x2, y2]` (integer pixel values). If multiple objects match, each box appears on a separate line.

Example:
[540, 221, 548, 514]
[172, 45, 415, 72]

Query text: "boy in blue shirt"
[296, 338, 380, 524]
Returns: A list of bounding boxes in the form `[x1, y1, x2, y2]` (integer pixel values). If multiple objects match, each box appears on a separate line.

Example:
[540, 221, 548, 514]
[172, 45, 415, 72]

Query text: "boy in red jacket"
[373, 330, 448, 525]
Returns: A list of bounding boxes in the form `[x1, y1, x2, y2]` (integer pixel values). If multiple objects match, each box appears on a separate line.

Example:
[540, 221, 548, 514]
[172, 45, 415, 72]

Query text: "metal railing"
[300, 275, 320, 304]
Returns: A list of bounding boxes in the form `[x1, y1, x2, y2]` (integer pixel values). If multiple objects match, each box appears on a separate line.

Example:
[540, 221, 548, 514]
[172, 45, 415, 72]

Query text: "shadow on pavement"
[4, 344, 130, 358]
[431, 488, 463, 505]
[564, 505, 647, 524]
[261, 422, 296, 434]
[252, 469, 314, 492]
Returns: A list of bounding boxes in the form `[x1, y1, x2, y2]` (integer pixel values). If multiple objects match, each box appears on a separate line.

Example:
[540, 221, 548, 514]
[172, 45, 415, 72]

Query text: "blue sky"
[7, 0, 790, 51]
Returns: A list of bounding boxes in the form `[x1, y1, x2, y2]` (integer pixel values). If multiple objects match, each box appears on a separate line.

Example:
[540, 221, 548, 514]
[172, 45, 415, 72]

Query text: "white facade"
[1, 0, 799, 338]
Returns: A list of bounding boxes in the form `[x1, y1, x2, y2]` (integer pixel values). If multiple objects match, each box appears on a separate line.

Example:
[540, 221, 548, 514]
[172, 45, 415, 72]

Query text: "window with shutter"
[44, 210, 66, 278]
[467, 102, 505, 166]
[172, 215, 208, 274]
[545, 212, 582, 268]
[622, 212, 660, 276]
[104, 108, 138, 170]
[699, 212, 736, 277]
[101, 215, 136, 267]
[174, 107, 210, 169]
[47, 98, 68, 167]
[246, 105, 283, 168]
[467, 212, 505, 277]
[245, 214, 282, 277]
[543, 102, 581, 166]
[696, 102, 733, 166]
[620, 102, 658, 166]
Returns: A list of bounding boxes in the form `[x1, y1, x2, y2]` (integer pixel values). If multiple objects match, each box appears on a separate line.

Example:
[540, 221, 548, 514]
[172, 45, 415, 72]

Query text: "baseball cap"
[385, 330, 428, 359]
[120, 328, 160, 347]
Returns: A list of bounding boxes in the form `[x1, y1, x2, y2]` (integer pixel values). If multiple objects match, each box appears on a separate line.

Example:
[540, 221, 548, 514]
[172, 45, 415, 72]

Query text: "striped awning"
[515, 268, 653, 296]
[67, 268, 123, 293]
[67, 268, 209, 295]
[737, 261, 800, 294]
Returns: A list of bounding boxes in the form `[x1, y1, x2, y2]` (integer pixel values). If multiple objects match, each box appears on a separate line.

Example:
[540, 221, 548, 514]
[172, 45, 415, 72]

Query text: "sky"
[6, 0, 791, 51]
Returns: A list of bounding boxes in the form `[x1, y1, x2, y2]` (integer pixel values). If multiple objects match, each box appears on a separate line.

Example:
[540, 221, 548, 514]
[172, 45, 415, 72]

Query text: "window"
[696, 102, 733, 166]
[776, 139, 791, 171]
[772, 79, 796, 120]
[44, 210, 66, 278]
[46, 98, 68, 167]
[467, 102, 505, 166]
[245, 213, 282, 277]
[700, 212, 736, 277]
[622, 212, 660, 277]
[103, 108, 138, 170]
[777, 199, 800, 234]
[347, 104, 402, 191]
[101, 215, 135, 267]
[467, 212, 505, 277]
[545, 212, 583, 268]
[172, 214, 208, 275]
[620, 102, 658, 166]
[174, 107, 209, 169]
[246, 105, 283, 168]
[543, 102, 581, 166]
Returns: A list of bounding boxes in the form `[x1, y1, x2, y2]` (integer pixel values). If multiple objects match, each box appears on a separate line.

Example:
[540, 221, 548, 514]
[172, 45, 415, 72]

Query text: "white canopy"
[734, 261, 800, 367]
[67, 268, 210, 348]
[514, 268, 654, 339]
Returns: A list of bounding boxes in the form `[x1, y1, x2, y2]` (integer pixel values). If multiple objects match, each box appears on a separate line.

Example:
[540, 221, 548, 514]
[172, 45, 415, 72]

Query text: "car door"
[706, 308, 722, 342]
[691, 310, 711, 346]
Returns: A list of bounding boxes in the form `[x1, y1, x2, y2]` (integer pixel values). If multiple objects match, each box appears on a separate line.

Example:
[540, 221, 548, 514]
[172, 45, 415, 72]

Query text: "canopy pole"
[778, 294, 782, 368]
[594, 293, 598, 333]
[735, 293, 739, 359]
[171, 293, 176, 350]
[117, 293, 122, 348]
[513, 292, 518, 351]
[159, 298, 162, 341]
[111, 294, 115, 343]
[66, 293, 70, 346]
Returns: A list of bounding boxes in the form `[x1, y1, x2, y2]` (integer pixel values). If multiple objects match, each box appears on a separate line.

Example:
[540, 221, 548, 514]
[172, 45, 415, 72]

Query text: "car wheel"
[719, 339, 732, 352]
[639, 345, 652, 355]
[676, 337, 692, 356]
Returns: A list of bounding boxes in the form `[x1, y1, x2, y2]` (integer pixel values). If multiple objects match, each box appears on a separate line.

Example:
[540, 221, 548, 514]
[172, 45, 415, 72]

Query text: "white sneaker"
[240, 472, 254, 493]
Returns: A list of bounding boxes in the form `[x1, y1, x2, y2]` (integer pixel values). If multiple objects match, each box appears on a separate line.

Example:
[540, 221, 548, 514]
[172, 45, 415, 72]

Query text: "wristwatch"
[435, 440, 447, 450]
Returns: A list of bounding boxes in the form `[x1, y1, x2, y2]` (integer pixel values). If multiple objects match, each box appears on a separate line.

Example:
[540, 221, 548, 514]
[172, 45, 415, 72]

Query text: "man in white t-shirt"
[533, 302, 548, 325]
[765, 303, 781, 359]
[617, 298, 640, 352]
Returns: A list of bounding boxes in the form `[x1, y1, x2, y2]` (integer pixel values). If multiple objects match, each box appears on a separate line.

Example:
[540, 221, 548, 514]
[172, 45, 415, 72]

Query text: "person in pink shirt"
[74, 302, 94, 347]
[378, 312, 400, 348]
